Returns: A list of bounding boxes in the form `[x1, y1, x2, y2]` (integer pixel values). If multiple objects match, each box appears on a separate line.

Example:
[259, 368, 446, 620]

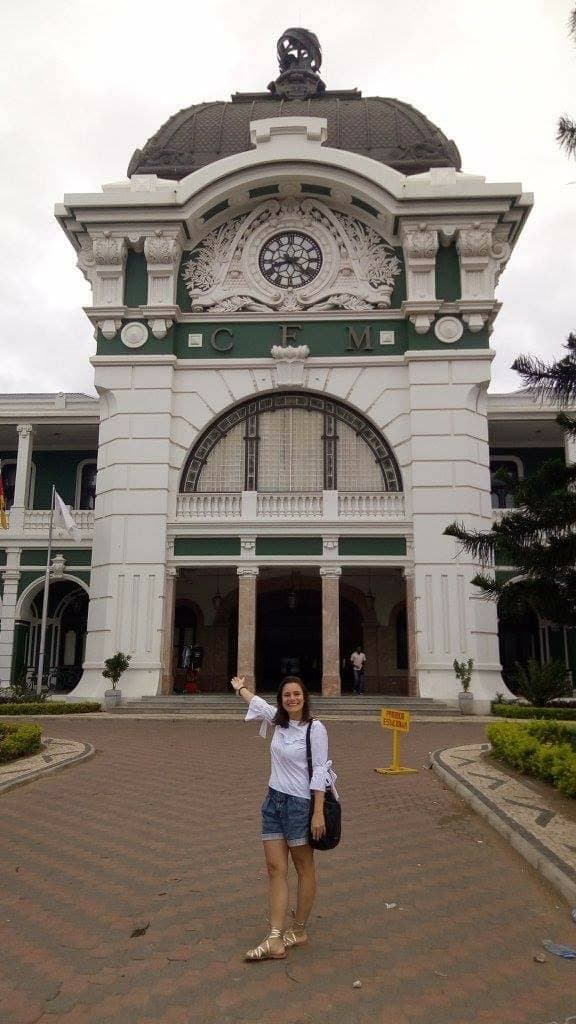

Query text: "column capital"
[166, 567, 179, 580]
[16, 423, 34, 439]
[237, 565, 259, 578]
[320, 565, 341, 579]
[402, 565, 415, 581]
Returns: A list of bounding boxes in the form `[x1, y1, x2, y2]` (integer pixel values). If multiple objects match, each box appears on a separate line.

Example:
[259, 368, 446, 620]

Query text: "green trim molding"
[255, 536, 323, 556]
[20, 549, 92, 567]
[174, 537, 241, 556]
[338, 536, 406, 556]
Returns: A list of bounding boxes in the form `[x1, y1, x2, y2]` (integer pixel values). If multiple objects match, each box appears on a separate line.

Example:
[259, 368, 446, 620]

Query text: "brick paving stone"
[1, 717, 576, 1024]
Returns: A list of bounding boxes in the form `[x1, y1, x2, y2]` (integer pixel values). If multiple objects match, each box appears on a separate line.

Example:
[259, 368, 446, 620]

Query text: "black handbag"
[305, 721, 341, 851]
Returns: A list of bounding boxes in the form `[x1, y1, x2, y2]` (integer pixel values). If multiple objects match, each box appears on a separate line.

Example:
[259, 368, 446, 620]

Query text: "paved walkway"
[1, 717, 576, 1024]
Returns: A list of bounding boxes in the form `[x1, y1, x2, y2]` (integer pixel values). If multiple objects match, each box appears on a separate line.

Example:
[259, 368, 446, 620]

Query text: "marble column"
[565, 433, 576, 467]
[10, 424, 34, 532]
[237, 566, 258, 690]
[160, 568, 178, 694]
[320, 566, 341, 696]
[403, 566, 418, 697]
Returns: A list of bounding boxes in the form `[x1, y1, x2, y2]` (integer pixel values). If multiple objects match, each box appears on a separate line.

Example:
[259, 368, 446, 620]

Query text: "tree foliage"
[557, 8, 576, 157]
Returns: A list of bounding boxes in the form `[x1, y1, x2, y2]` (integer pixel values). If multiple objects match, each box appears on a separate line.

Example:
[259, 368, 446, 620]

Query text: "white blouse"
[245, 695, 338, 802]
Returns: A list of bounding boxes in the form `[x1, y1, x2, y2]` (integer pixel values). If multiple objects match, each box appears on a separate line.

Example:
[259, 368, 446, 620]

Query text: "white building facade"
[4, 30, 572, 711]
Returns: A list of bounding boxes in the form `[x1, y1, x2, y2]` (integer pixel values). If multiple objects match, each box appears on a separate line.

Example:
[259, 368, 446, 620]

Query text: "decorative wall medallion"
[120, 322, 149, 348]
[434, 316, 464, 344]
[181, 197, 402, 314]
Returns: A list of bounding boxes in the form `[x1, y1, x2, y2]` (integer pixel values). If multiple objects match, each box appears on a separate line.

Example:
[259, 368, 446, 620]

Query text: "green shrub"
[510, 658, 571, 706]
[487, 720, 576, 798]
[0, 722, 42, 763]
[0, 702, 100, 716]
[492, 704, 576, 721]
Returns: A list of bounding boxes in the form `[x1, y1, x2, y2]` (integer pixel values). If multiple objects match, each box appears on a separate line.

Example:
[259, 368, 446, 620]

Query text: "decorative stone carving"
[148, 318, 173, 340]
[409, 313, 434, 335]
[99, 319, 122, 341]
[400, 223, 438, 303]
[271, 344, 310, 386]
[51, 553, 66, 578]
[93, 234, 126, 265]
[457, 223, 512, 300]
[16, 423, 33, 440]
[463, 313, 486, 333]
[434, 316, 464, 344]
[120, 322, 149, 348]
[402, 224, 438, 259]
[90, 232, 127, 306]
[240, 536, 256, 558]
[181, 197, 402, 314]
[144, 232, 180, 265]
[144, 230, 183, 305]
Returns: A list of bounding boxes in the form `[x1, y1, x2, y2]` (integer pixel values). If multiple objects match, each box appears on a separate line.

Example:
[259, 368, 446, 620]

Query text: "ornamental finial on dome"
[268, 27, 326, 99]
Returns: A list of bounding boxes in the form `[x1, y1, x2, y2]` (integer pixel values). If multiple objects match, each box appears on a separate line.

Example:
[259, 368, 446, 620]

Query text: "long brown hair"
[273, 676, 312, 728]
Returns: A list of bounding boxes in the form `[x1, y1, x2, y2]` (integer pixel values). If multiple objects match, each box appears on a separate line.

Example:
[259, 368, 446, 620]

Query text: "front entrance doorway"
[256, 585, 322, 691]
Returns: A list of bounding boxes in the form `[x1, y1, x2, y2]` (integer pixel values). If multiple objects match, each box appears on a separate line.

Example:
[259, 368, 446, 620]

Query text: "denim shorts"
[261, 787, 310, 847]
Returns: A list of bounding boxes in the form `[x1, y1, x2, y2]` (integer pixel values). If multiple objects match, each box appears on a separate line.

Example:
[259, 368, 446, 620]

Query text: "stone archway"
[15, 575, 89, 691]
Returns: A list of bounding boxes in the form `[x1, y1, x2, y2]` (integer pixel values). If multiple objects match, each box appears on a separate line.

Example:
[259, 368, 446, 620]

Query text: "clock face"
[259, 231, 322, 288]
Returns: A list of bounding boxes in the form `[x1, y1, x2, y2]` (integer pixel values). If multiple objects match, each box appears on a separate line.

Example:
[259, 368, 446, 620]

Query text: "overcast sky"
[1, 0, 575, 397]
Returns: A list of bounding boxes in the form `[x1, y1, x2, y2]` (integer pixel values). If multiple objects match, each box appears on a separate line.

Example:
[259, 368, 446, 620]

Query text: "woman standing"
[230, 674, 337, 961]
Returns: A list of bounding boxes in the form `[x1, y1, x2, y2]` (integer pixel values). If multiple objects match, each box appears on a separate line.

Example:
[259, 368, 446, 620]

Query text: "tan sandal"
[282, 910, 308, 949]
[245, 927, 287, 961]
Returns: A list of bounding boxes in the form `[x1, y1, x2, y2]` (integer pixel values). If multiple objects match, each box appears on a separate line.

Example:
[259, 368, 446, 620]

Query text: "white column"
[0, 550, 21, 685]
[160, 568, 178, 695]
[564, 433, 576, 466]
[10, 424, 34, 531]
[237, 566, 259, 690]
[320, 565, 341, 696]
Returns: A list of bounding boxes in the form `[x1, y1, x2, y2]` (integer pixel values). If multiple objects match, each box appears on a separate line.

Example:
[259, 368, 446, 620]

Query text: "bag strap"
[305, 720, 313, 782]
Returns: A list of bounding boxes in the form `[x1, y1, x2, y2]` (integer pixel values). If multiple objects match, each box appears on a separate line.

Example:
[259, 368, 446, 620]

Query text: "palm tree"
[558, 8, 576, 157]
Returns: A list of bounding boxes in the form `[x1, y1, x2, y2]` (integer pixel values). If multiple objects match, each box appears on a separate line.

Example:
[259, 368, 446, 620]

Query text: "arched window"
[76, 461, 97, 510]
[182, 393, 401, 494]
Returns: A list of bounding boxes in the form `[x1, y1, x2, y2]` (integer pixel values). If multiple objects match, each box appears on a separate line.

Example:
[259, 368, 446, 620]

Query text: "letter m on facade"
[346, 326, 373, 351]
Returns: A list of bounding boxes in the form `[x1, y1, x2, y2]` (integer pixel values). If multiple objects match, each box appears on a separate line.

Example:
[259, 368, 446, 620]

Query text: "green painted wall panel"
[124, 250, 148, 306]
[338, 536, 406, 556]
[32, 451, 97, 509]
[174, 536, 241, 556]
[0, 549, 6, 565]
[435, 243, 461, 300]
[11, 621, 30, 684]
[255, 536, 323, 556]
[21, 549, 92, 567]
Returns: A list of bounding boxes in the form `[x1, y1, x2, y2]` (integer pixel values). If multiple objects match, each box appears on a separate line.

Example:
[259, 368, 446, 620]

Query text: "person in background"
[350, 645, 366, 694]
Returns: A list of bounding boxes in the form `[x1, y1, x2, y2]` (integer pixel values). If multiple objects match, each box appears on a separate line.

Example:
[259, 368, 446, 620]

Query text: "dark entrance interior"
[498, 602, 541, 690]
[256, 588, 322, 692]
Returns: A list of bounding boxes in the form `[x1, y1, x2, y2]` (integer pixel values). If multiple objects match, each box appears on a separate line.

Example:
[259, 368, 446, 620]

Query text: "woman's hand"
[310, 811, 326, 841]
[230, 676, 245, 692]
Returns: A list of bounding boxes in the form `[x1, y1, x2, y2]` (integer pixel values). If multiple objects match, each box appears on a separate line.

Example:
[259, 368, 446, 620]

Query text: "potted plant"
[102, 652, 131, 708]
[453, 657, 474, 715]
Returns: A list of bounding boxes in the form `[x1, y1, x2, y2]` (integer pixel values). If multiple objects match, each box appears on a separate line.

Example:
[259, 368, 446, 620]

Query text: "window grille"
[258, 409, 324, 492]
[196, 421, 245, 492]
[337, 421, 384, 491]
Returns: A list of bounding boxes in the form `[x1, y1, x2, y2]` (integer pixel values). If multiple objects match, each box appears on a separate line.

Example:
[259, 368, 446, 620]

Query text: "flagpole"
[36, 485, 55, 697]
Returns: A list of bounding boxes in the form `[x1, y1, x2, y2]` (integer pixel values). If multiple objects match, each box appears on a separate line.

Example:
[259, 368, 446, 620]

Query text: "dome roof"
[128, 93, 461, 181]
[128, 30, 461, 181]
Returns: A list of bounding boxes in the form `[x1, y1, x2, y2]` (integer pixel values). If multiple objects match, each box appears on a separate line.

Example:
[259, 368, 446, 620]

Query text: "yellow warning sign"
[380, 708, 410, 733]
[375, 707, 418, 776]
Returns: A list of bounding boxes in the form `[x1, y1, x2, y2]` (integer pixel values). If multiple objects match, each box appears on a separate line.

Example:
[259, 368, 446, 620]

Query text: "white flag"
[54, 491, 81, 543]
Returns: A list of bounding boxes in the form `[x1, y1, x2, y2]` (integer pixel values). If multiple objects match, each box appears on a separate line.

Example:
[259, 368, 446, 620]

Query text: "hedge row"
[492, 704, 576, 721]
[0, 702, 101, 716]
[487, 720, 576, 798]
[0, 722, 42, 763]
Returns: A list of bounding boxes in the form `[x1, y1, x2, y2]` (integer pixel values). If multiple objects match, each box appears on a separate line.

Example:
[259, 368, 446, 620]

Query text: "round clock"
[259, 231, 322, 289]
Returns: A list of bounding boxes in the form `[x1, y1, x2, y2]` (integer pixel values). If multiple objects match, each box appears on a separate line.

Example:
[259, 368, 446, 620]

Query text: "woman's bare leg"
[264, 839, 290, 933]
[290, 844, 316, 925]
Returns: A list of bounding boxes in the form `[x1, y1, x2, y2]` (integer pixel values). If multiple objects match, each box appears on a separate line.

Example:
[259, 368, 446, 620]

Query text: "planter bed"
[487, 719, 576, 798]
[0, 722, 42, 763]
[0, 702, 101, 716]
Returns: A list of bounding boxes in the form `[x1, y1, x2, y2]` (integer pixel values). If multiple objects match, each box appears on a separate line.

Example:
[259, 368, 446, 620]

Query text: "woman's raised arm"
[230, 676, 254, 704]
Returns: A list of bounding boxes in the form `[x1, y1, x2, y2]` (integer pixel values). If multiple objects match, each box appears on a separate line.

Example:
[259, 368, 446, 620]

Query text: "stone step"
[108, 695, 455, 716]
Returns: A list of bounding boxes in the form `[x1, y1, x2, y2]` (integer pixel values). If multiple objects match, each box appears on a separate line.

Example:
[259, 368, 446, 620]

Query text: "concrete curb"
[0, 737, 95, 795]
[432, 744, 576, 907]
